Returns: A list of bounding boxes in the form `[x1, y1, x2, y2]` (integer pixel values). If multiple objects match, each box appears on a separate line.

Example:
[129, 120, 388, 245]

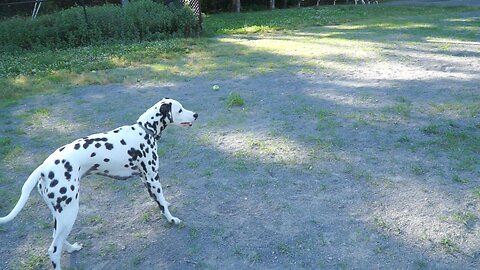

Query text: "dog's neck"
[137, 120, 168, 141]
[136, 100, 173, 141]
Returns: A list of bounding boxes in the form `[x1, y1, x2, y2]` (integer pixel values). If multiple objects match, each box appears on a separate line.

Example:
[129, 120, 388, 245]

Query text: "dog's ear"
[159, 102, 173, 123]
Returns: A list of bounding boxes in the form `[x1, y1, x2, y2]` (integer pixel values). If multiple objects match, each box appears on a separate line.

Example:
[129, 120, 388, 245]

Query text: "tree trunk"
[232, 0, 241, 12]
[269, 0, 275, 9]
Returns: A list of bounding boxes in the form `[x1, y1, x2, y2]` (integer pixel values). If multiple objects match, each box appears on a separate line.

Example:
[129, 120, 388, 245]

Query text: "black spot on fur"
[105, 143, 114, 150]
[54, 218, 57, 230]
[127, 148, 143, 161]
[52, 261, 56, 269]
[59, 147, 65, 152]
[66, 197, 72, 205]
[48, 171, 55, 179]
[131, 126, 136, 130]
[64, 162, 73, 172]
[48, 192, 55, 199]
[157, 188, 161, 193]
[74, 143, 80, 150]
[95, 143, 101, 148]
[65, 172, 71, 180]
[54, 160, 60, 165]
[91, 152, 96, 157]
[75, 193, 79, 199]
[104, 158, 110, 162]
[124, 164, 129, 168]
[140, 162, 147, 172]
[120, 139, 126, 145]
[113, 129, 120, 133]
[41, 173, 45, 177]
[50, 179, 58, 188]
[53, 246, 57, 253]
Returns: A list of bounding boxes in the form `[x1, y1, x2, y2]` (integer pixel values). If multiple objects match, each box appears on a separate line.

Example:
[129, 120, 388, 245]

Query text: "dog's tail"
[0, 166, 43, 224]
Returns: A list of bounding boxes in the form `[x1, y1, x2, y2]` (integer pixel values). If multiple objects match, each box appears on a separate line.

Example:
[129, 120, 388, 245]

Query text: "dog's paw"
[170, 217, 182, 224]
[66, 242, 83, 253]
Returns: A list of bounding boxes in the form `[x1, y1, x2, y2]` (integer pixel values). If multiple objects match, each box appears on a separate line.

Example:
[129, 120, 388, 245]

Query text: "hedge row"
[0, 0, 199, 50]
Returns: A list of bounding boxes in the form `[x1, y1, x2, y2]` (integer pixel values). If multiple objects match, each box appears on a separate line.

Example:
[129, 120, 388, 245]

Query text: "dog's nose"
[193, 113, 198, 120]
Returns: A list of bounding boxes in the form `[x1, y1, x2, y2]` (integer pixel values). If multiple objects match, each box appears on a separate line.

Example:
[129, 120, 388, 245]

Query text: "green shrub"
[0, 0, 198, 51]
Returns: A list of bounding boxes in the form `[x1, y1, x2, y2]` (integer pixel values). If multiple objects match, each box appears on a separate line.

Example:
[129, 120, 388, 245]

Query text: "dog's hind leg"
[48, 199, 80, 270]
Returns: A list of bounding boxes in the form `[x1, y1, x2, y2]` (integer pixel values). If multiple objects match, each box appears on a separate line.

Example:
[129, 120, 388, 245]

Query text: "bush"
[0, 0, 199, 50]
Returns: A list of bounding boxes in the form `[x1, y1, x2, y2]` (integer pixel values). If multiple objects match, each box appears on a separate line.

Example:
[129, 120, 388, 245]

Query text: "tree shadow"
[0, 12, 479, 268]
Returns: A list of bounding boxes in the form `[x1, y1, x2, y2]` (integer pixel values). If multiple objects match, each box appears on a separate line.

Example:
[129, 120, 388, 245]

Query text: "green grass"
[0, 5, 477, 106]
[226, 92, 245, 107]
[439, 237, 460, 254]
[19, 253, 47, 270]
[203, 5, 475, 36]
[452, 211, 477, 226]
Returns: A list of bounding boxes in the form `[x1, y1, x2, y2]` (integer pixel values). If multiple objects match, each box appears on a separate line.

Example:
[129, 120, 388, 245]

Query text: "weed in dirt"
[415, 261, 428, 270]
[411, 164, 427, 175]
[385, 98, 412, 118]
[472, 189, 480, 200]
[421, 124, 441, 135]
[277, 243, 290, 255]
[189, 227, 200, 239]
[397, 135, 410, 143]
[226, 92, 245, 107]
[99, 242, 118, 257]
[37, 219, 51, 230]
[132, 256, 144, 267]
[439, 238, 460, 254]
[87, 215, 105, 225]
[452, 211, 477, 226]
[452, 175, 468, 184]
[19, 252, 47, 270]
[2, 145, 23, 164]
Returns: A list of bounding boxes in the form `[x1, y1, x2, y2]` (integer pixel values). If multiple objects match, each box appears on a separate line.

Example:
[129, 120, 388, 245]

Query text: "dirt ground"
[1, 3, 480, 270]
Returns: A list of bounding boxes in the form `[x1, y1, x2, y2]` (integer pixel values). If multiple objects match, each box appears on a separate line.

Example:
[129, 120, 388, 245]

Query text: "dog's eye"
[178, 109, 183, 113]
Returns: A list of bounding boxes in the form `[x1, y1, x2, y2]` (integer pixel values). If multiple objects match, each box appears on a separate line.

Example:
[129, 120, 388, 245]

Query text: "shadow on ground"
[0, 7, 479, 270]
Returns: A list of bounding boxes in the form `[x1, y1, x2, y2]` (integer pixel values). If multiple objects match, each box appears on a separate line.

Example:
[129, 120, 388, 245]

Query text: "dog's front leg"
[140, 167, 181, 224]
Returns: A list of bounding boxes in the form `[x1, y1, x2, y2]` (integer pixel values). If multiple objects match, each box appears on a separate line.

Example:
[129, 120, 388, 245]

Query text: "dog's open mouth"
[180, 122, 193, 127]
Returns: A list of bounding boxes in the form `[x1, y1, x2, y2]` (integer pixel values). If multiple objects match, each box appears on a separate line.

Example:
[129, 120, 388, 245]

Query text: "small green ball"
[212, 84, 220, 91]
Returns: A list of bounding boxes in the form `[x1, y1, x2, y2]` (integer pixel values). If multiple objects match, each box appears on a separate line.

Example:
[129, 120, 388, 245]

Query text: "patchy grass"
[203, 5, 476, 35]
[452, 211, 477, 226]
[439, 238, 460, 254]
[226, 92, 245, 107]
[1, 5, 478, 106]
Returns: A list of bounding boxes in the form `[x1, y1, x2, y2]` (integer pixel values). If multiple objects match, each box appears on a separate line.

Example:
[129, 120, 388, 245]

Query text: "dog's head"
[137, 98, 198, 138]
[160, 98, 198, 128]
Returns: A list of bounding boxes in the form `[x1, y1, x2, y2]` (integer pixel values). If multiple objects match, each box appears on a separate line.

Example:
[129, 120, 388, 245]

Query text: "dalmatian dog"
[0, 98, 198, 270]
